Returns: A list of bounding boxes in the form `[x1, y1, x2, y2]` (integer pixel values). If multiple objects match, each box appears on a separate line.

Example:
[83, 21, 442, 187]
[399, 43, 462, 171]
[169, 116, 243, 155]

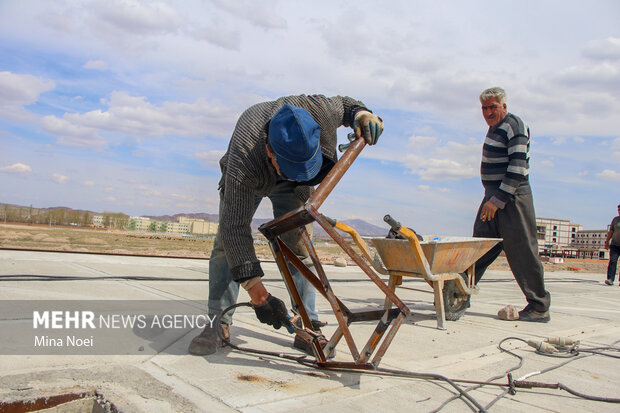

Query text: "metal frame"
[259, 138, 410, 368]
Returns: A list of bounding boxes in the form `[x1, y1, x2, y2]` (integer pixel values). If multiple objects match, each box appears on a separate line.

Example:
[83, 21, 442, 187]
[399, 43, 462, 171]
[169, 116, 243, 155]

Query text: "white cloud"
[402, 140, 480, 181]
[91, 0, 181, 36]
[554, 63, 620, 92]
[0, 163, 32, 175]
[211, 0, 287, 29]
[540, 160, 554, 167]
[83, 60, 107, 70]
[83, 180, 95, 186]
[596, 169, 620, 181]
[48, 91, 238, 140]
[188, 24, 241, 51]
[40, 115, 108, 149]
[573, 136, 585, 143]
[0, 71, 54, 106]
[194, 150, 226, 168]
[52, 173, 68, 184]
[418, 185, 430, 191]
[583, 37, 620, 61]
[408, 135, 437, 148]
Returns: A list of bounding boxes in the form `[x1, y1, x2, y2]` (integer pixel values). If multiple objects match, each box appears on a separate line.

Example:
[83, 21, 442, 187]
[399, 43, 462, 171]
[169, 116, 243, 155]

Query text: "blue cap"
[268, 104, 322, 182]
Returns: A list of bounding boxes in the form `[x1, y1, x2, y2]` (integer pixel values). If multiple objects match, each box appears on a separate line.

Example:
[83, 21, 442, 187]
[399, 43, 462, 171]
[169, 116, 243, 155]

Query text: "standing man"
[604, 204, 620, 285]
[470, 87, 551, 322]
[189, 94, 384, 355]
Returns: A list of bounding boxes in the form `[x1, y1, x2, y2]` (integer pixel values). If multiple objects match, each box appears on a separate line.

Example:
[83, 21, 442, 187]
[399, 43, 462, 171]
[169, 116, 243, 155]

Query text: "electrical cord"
[215, 304, 620, 411]
[0, 274, 393, 283]
[4, 267, 618, 408]
[0, 274, 211, 282]
[215, 302, 489, 413]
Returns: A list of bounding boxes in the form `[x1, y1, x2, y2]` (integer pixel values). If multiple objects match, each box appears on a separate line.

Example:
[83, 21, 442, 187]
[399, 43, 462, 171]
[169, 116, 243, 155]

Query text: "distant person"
[468, 87, 551, 322]
[604, 204, 620, 285]
[189, 94, 384, 355]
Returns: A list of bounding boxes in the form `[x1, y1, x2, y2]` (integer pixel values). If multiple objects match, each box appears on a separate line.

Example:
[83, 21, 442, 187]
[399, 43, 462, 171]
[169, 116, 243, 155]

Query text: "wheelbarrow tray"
[368, 237, 501, 276]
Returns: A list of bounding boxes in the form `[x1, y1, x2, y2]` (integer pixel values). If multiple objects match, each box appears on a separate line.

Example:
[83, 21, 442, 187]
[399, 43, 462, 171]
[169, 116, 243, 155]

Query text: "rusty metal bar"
[297, 227, 361, 360]
[307, 137, 366, 210]
[311, 207, 410, 317]
[269, 238, 328, 361]
[371, 312, 407, 366]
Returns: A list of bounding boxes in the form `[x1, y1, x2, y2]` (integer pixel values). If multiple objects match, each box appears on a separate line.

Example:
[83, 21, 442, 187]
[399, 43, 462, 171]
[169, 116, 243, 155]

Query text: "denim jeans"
[208, 180, 318, 324]
[607, 244, 620, 282]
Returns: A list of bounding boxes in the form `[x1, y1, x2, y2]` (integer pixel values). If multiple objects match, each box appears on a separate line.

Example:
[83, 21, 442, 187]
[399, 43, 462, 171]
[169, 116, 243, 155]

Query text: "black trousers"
[471, 191, 550, 312]
[607, 244, 620, 282]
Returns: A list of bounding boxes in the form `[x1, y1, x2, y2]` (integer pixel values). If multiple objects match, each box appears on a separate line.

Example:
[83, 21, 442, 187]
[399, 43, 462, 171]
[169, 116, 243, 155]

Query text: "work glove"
[353, 110, 384, 145]
[252, 294, 294, 332]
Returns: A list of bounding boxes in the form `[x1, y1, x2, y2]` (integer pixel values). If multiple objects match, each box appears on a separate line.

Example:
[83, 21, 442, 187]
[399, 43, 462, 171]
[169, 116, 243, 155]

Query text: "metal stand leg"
[432, 279, 446, 330]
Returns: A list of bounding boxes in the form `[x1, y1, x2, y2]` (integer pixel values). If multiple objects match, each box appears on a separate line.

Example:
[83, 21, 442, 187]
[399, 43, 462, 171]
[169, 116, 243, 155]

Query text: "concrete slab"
[1, 250, 619, 412]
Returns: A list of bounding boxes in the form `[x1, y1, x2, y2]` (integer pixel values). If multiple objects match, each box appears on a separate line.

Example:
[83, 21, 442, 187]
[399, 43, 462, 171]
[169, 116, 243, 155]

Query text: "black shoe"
[311, 319, 327, 330]
[518, 306, 550, 323]
[188, 323, 230, 355]
[292, 317, 327, 332]
[605, 279, 613, 286]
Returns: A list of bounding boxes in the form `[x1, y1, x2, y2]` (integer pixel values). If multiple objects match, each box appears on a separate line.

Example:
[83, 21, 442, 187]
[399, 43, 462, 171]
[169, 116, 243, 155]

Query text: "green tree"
[81, 211, 91, 226]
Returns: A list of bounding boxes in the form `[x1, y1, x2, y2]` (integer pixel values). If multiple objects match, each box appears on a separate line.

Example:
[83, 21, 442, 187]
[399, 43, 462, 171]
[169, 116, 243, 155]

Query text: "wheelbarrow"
[365, 216, 501, 329]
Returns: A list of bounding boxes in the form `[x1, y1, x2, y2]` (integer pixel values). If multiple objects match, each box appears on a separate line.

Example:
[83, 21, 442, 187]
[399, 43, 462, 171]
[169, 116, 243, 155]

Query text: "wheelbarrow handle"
[322, 214, 388, 275]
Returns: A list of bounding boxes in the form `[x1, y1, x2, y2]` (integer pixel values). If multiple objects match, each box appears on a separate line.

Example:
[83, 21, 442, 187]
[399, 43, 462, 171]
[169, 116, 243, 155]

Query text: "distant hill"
[152, 214, 387, 237]
[251, 217, 386, 238]
[145, 212, 219, 222]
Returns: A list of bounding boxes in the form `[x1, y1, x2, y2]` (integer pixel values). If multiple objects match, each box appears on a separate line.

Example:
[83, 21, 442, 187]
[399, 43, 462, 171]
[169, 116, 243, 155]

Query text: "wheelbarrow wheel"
[443, 279, 470, 321]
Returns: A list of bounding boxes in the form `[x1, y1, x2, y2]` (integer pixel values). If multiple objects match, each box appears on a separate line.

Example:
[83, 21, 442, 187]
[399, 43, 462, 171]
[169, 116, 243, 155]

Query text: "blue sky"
[0, 0, 619, 236]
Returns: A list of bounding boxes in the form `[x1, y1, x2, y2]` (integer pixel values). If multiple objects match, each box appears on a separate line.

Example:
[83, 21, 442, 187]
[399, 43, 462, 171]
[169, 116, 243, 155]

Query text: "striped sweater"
[481, 112, 531, 209]
[218, 94, 366, 282]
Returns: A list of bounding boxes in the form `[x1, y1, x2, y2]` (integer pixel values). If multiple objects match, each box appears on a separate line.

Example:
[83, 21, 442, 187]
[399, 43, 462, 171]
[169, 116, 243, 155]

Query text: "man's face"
[481, 97, 507, 127]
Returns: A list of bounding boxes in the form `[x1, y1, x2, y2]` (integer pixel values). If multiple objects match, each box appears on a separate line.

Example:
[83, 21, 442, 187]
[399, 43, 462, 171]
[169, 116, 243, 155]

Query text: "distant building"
[125, 216, 217, 236]
[534, 217, 610, 260]
[166, 221, 190, 235]
[572, 230, 608, 249]
[128, 217, 152, 231]
[536, 217, 582, 248]
[178, 217, 218, 235]
[93, 215, 104, 228]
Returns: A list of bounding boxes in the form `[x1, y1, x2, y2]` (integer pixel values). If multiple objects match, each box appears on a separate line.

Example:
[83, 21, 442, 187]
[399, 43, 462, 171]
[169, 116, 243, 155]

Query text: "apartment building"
[178, 217, 218, 235]
[128, 217, 152, 231]
[536, 217, 583, 248]
[572, 230, 608, 249]
[123, 216, 216, 236]
[165, 221, 190, 235]
[92, 215, 104, 228]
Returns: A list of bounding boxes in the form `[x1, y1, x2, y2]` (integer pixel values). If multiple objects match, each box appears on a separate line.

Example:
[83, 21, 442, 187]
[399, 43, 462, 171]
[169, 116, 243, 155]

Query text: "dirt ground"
[0, 223, 609, 273]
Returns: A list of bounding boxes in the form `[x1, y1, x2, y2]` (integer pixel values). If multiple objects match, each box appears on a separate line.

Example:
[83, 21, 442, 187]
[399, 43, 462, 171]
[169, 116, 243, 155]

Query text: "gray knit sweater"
[481, 112, 531, 209]
[218, 94, 366, 282]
